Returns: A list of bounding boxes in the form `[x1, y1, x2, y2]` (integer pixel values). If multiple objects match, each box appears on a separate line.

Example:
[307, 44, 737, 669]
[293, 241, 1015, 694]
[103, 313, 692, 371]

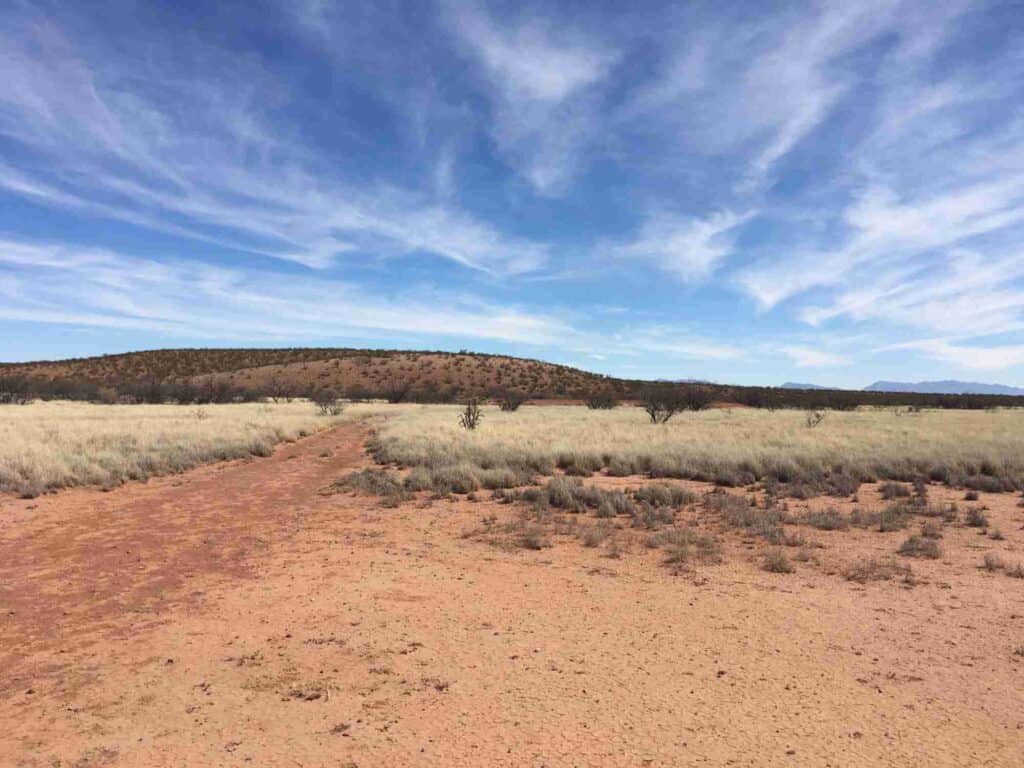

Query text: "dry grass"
[373, 404, 1024, 491]
[0, 400, 356, 497]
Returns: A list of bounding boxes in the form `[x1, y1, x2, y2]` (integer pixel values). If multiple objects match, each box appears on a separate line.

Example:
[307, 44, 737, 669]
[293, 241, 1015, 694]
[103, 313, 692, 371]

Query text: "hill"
[0, 348, 624, 402]
[781, 382, 830, 390]
[865, 380, 1024, 396]
[4, 348, 1024, 410]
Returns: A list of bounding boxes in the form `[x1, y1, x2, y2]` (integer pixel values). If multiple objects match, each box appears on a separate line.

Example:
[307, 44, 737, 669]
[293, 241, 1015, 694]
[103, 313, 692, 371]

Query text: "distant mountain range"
[864, 380, 1024, 396]
[782, 379, 1024, 396]
[781, 382, 830, 390]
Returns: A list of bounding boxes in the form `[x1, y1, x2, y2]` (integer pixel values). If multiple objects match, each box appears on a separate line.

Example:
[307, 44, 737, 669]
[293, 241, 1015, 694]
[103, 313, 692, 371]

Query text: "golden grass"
[372, 404, 1024, 488]
[0, 400, 363, 497]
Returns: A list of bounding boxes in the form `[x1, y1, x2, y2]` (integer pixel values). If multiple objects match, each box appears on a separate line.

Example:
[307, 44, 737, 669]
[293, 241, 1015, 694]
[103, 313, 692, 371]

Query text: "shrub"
[516, 525, 548, 550]
[497, 391, 526, 412]
[580, 523, 612, 548]
[430, 464, 481, 494]
[880, 482, 911, 500]
[982, 553, 1005, 572]
[802, 508, 849, 531]
[989, 527, 1005, 541]
[964, 490, 979, 501]
[920, 521, 943, 539]
[878, 504, 912, 532]
[339, 469, 410, 503]
[763, 550, 794, 573]
[898, 535, 941, 559]
[843, 557, 913, 583]
[459, 399, 482, 430]
[403, 466, 434, 492]
[826, 473, 861, 497]
[633, 483, 696, 508]
[641, 385, 684, 424]
[1007, 562, 1024, 579]
[652, 528, 722, 566]
[805, 411, 825, 429]
[585, 392, 619, 409]
[964, 507, 989, 528]
[312, 390, 344, 416]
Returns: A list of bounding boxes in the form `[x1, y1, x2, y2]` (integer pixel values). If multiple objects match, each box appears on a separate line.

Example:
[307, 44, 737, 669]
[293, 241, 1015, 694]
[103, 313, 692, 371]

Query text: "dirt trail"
[2, 426, 1023, 767]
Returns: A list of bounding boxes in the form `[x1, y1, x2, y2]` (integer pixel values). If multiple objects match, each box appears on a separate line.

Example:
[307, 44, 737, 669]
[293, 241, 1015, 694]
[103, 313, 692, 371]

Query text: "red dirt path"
[2, 424, 1023, 767]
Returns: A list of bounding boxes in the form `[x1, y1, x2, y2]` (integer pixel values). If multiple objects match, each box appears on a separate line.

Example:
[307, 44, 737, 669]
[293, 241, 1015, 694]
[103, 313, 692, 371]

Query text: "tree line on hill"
[2, 373, 1023, 410]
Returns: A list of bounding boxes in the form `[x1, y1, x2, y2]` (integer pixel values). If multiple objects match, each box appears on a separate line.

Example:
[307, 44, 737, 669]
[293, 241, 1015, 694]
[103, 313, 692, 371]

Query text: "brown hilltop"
[0, 348, 627, 400]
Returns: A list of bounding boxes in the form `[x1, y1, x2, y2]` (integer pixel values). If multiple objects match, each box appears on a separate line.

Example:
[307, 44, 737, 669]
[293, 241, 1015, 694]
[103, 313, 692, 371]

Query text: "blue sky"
[1, 0, 1023, 387]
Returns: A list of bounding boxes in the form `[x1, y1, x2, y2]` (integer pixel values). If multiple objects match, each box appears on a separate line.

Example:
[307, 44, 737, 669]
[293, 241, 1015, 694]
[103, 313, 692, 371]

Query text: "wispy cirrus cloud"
[446, 1, 616, 194]
[0, 4, 547, 274]
[611, 210, 753, 283]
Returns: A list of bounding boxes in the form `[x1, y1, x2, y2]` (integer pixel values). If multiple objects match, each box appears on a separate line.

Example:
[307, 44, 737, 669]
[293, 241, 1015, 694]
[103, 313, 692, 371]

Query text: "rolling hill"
[3, 348, 1024, 410]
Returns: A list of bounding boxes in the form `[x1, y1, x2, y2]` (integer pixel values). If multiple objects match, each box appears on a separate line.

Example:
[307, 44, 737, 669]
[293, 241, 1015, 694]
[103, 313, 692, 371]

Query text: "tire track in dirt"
[0, 422, 369, 689]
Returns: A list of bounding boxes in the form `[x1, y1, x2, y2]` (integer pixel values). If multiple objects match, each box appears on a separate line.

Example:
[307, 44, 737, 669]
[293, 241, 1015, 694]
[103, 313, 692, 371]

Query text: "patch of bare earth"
[2, 427, 1023, 766]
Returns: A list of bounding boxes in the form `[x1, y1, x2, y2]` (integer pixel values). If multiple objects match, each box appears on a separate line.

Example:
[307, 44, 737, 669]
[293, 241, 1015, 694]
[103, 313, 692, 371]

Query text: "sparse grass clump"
[964, 507, 989, 528]
[982, 552, 1005, 572]
[633, 483, 697, 508]
[339, 469, 412, 505]
[898, 535, 942, 559]
[843, 557, 914, 584]
[762, 550, 794, 573]
[802, 507, 849, 531]
[650, 527, 723, 567]
[880, 481, 911, 500]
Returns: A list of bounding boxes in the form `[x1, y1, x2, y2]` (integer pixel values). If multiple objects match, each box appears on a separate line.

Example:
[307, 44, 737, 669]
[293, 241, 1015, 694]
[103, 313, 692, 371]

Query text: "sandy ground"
[2, 423, 1023, 767]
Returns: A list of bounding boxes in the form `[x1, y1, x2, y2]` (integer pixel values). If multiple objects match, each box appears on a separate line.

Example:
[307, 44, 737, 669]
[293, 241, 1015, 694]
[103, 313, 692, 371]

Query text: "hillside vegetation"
[3, 348, 1024, 409]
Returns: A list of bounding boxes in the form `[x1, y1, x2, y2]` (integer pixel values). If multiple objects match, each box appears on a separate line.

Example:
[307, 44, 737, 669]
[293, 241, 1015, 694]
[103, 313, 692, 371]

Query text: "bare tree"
[459, 398, 483, 430]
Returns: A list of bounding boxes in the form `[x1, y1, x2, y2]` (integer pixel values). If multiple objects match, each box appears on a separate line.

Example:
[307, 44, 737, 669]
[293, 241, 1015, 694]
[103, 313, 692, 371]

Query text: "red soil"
[2, 425, 1023, 766]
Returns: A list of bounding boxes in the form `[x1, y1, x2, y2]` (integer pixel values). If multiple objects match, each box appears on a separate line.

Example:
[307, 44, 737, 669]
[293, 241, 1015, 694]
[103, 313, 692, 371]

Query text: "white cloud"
[880, 339, 1024, 371]
[447, 3, 616, 194]
[612, 210, 752, 282]
[0, 8, 546, 275]
[779, 345, 849, 368]
[0, 237, 746, 364]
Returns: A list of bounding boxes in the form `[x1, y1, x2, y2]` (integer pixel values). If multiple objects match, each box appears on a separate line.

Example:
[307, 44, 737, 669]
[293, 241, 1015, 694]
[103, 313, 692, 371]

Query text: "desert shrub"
[545, 476, 584, 511]
[826, 473, 861, 497]
[843, 557, 913, 583]
[964, 507, 989, 528]
[579, 523, 612, 548]
[804, 411, 825, 429]
[557, 452, 604, 477]
[634, 483, 696, 508]
[339, 469, 411, 503]
[1006, 562, 1024, 579]
[631, 501, 675, 530]
[606, 457, 637, 477]
[430, 464, 480, 494]
[964, 490, 979, 501]
[403, 466, 434, 492]
[898, 535, 942, 559]
[920, 521, 943, 539]
[497, 391, 526, 412]
[880, 482, 911, 500]
[313, 390, 344, 416]
[651, 527, 722, 566]
[982, 552, 1005, 572]
[459, 399, 482, 430]
[763, 550, 794, 573]
[515, 525, 548, 550]
[878, 503, 913, 532]
[585, 392, 619, 410]
[964, 475, 1008, 493]
[802, 508, 849, 531]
